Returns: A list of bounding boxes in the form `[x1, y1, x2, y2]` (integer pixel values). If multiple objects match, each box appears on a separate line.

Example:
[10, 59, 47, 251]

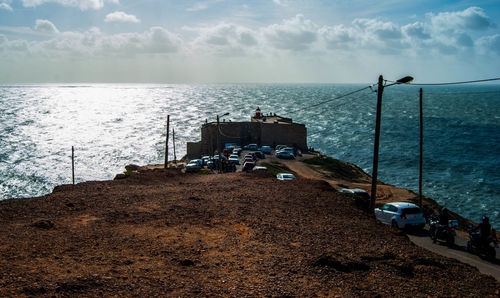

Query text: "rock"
[31, 220, 54, 229]
[180, 259, 195, 266]
[114, 173, 128, 180]
[125, 164, 140, 172]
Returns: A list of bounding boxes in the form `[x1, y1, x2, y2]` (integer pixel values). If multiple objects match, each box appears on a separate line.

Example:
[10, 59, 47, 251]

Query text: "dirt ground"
[0, 168, 498, 296]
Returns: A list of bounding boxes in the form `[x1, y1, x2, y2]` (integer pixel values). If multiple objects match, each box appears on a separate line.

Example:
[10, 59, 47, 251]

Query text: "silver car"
[374, 202, 426, 230]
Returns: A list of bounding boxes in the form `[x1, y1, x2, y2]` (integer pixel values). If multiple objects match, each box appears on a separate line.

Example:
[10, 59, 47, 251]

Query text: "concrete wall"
[187, 120, 307, 157]
[261, 123, 307, 150]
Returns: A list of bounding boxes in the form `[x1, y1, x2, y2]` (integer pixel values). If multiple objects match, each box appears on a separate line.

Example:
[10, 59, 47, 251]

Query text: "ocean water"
[0, 83, 499, 228]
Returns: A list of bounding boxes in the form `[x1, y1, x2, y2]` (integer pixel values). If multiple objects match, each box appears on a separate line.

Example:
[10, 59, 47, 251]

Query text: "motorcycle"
[466, 227, 498, 261]
[429, 214, 458, 246]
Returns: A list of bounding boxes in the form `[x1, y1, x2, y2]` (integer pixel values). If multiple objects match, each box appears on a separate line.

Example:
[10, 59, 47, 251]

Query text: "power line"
[423, 90, 500, 95]
[286, 85, 373, 115]
[386, 77, 500, 86]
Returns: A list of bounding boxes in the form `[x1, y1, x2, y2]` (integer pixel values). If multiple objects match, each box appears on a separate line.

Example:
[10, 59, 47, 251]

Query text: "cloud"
[21, 0, 118, 10]
[402, 22, 430, 40]
[477, 34, 500, 55]
[190, 23, 259, 56]
[35, 19, 59, 34]
[105, 11, 140, 23]
[272, 0, 288, 6]
[428, 6, 493, 32]
[186, 2, 208, 12]
[0, 2, 12, 11]
[263, 14, 318, 51]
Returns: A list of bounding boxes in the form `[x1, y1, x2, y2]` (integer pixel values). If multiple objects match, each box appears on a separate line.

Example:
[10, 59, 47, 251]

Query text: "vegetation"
[303, 156, 368, 182]
[261, 162, 290, 176]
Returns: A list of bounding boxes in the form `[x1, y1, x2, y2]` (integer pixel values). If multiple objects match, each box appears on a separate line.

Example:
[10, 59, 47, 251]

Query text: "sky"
[0, 0, 499, 83]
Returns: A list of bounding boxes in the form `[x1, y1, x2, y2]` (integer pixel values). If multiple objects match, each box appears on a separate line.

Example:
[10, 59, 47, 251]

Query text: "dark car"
[242, 161, 255, 171]
[252, 151, 265, 159]
[276, 150, 294, 159]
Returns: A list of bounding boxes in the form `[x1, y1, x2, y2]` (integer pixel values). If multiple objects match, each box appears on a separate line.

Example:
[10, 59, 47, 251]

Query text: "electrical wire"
[285, 85, 374, 115]
[422, 90, 500, 95]
[385, 77, 500, 86]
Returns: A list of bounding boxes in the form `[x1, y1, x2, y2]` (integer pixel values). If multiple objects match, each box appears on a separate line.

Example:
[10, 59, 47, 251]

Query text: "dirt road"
[269, 154, 500, 282]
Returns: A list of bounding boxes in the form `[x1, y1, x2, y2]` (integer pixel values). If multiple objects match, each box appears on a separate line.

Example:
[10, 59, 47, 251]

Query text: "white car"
[374, 202, 426, 230]
[276, 173, 296, 180]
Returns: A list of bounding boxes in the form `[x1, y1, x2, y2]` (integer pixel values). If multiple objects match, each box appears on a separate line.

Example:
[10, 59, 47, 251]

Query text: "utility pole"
[172, 128, 177, 165]
[217, 115, 222, 173]
[419, 88, 423, 207]
[370, 75, 384, 211]
[71, 146, 75, 185]
[164, 115, 170, 169]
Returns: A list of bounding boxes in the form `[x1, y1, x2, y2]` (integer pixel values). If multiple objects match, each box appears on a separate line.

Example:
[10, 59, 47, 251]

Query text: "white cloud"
[21, 0, 118, 10]
[428, 6, 493, 32]
[35, 19, 59, 34]
[0, 2, 12, 11]
[190, 23, 259, 56]
[263, 14, 318, 51]
[272, 0, 288, 6]
[186, 2, 208, 12]
[402, 22, 430, 40]
[105, 11, 140, 23]
[477, 34, 500, 55]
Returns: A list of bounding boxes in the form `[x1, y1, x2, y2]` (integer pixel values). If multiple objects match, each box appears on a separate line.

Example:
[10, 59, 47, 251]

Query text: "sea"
[0, 83, 499, 228]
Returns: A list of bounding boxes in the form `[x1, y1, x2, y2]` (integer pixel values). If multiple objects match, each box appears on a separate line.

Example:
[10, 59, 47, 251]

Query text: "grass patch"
[261, 163, 291, 176]
[303, 156, 367, 182]
[197, 169, 211, 175]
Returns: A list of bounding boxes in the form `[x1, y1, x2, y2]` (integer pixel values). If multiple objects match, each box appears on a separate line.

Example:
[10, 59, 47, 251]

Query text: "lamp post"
[217, 112, 230, 173]
[369, 75, 414, 211]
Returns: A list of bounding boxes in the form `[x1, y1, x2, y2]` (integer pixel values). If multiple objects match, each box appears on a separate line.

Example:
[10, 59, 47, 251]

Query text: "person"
[433, 208, 450, 242]
[474, 216, 492, 249]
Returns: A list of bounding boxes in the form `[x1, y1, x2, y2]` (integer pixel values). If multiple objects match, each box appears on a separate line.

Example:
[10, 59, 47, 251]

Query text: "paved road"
[407, 230, 500, 282]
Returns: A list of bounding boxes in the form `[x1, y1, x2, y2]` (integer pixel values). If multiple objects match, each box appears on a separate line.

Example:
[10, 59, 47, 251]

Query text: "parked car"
[252, 166, 267, 171]
[282, 147, 295, 156]
[243, 143, 258, 150]
[276, 173, 296, 180]
[185, 160, 201, 173]
[201, 156, 211, 166]
[228, 155, 240, 165]
[276, 145, 287, 151]
[190, 159, 203, 166]
[245, 153, 256, 161]
[259, 146, 272, 154]
[232, 148, 242, 156]
[276, 150, 295, 159]
[252, 151, 265, 159]
[242, 161, 255, 171]
[374, 202, 426, 230]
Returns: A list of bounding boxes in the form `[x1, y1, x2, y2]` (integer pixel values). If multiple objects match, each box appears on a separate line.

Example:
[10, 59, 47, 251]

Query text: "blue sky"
[0, 0, 499, 83]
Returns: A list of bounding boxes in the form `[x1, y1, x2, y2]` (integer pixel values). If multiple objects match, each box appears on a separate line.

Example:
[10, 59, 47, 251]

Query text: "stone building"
[186, 108, 307, 158]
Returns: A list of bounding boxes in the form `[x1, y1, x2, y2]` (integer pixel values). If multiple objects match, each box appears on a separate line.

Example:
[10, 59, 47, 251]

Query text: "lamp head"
[396, 76, 414, 84]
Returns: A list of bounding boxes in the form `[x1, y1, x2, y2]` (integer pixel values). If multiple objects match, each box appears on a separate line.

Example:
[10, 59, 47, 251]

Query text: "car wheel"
[391, 220, 399, 229]
[446, 234, 455, 246]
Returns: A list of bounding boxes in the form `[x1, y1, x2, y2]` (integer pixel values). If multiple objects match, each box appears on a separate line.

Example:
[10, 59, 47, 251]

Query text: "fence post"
[164, 115, 170, 168]
[71, 146, 75, 185]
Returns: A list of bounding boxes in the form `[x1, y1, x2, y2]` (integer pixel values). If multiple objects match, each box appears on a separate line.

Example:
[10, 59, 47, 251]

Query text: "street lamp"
[217, 112, 230, 173]
[369, 75, 414, 211]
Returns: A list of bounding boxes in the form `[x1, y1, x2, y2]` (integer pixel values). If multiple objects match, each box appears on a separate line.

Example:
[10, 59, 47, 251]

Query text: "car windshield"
[402, 207, 421, 214]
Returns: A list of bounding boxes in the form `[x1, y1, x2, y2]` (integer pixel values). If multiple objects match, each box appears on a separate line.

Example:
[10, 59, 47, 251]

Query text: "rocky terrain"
[0, 168, 499, 296]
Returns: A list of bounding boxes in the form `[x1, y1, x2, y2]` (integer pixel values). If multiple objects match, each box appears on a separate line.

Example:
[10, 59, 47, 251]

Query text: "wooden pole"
[71, 146, 75, 185]
[370, 75, 384, 211]
[419, 88, 423, 207]
[217, 115, 222, 173]
[172, 128, 177, 165]
[164, 115, 170, 168]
